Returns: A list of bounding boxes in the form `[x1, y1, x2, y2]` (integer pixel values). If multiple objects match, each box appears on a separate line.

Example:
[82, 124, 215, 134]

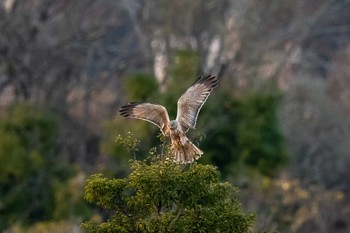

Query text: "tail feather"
[172, 138, 203, 164]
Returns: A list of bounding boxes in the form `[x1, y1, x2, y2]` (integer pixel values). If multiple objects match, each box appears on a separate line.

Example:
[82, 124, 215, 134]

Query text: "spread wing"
[118, 102, 170, 134]
[176, 75, 218, 133]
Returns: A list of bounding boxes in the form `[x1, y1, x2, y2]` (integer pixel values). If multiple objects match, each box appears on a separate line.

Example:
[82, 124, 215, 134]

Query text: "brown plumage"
[118, 74, 218, 164]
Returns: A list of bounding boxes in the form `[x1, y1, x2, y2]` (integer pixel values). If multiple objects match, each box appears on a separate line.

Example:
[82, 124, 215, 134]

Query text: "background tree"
[0, 103, 90, 231]
[200, 90, 287, 178]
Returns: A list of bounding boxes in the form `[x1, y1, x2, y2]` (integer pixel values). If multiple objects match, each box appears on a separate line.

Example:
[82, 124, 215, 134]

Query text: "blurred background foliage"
[0, 103, 91, 231]
[1, 0, 350, 232]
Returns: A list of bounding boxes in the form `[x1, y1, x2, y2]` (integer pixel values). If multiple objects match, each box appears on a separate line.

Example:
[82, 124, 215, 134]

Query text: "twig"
[132, 149, 137, 160]
[160, 139, 166, 159]
[168, 207, 183, 230]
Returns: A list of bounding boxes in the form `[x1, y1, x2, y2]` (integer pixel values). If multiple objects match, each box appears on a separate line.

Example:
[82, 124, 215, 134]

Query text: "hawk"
[118, 74, 218, 164]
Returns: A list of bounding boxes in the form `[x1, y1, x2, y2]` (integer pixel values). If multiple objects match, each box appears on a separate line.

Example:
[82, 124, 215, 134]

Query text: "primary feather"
[176, 75, 218, 132]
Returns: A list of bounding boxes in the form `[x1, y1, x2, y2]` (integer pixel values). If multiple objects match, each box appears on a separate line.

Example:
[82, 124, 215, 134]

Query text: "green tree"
[235, 91, 287, 176]
[82, 158, 255, 233]
[0, 103, 88, 230]
[124, 73, 158, 101]
[201, 90, 287, 177]
[164, 49, 199, 117]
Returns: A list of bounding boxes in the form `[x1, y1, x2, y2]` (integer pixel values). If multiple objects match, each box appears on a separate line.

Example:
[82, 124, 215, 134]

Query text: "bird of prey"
[118, 74, 218, 164]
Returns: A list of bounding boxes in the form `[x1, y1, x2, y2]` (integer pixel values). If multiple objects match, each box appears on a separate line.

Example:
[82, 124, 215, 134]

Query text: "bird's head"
[169, 120, 178, 130]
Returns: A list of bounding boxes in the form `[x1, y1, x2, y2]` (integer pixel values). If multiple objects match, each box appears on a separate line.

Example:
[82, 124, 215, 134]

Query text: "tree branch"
[168, 206, 183, 230]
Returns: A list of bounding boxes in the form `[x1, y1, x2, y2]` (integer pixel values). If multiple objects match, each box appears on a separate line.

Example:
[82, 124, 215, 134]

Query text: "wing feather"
[118, 102, 170, 134]
[176, 75, 218, 132]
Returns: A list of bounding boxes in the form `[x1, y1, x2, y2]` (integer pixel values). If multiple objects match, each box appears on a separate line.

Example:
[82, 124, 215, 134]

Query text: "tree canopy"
[82, 158, 255, 233]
